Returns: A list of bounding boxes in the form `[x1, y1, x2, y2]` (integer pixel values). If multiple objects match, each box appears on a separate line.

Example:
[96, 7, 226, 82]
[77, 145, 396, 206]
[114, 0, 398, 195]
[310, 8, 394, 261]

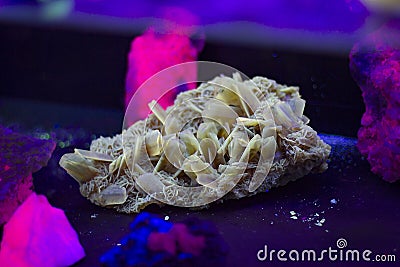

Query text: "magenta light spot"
[350, 21, 400, 182]
[0, 193, 85, 267]
[147, 232, 177, 255]
[170, 223, 205, 256]
[147, 223, 205, 256]
[124, 8, 203, 125]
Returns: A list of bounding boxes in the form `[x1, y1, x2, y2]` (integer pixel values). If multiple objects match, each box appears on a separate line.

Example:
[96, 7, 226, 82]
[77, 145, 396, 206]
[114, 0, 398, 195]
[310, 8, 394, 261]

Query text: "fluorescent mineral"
[60, 74, 331, 213]
[0, 193, 85, 267]
[350, 22, 400, 182]
[0, 126, 55, 225]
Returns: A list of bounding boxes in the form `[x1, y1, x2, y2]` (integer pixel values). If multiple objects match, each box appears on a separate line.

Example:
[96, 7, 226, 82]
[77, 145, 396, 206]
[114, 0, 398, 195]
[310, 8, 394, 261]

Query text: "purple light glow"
[148, 223, 205, 256]
[73, 0, 369, 33]
[350, 21, 400, 182]
[1, 1, 369, 33]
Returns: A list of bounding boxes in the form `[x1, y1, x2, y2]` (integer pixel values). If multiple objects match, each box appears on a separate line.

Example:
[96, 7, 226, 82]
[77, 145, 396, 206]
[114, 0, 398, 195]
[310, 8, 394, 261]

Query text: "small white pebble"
[330, 199, 338, 205]
[320, 218, 326, 224]
[116, 243, 121, 246]
[90, 214, 98, 219]
[164, 215, 170, 221]
[290, 211, 296, 216]
[290, 216, 298, 220]
[270, 221, 274, 225]
[315, 223, 323, 227]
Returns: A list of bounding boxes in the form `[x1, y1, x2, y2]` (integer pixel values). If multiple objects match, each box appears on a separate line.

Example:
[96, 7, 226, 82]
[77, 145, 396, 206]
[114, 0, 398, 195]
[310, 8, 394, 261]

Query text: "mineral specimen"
[60, 74, 331, 213]
[349, 22, 400, 182]
[100, 212, 228, 267]
[125, 8, 204, 125]
[0, 193, 85, 267]
[0, 126, 55, 225]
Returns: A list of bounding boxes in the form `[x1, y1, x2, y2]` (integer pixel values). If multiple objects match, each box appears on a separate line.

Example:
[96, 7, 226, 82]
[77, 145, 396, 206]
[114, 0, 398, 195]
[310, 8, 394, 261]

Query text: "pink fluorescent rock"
[0, 174, 33, 227]
[170, 223, 205, 256]
[0, 193, 85, 267]
[147, 232, 177, 255]
[349, 22, 400, 182]
[124, 8, 203, 125]
[147, 223, 205, 256]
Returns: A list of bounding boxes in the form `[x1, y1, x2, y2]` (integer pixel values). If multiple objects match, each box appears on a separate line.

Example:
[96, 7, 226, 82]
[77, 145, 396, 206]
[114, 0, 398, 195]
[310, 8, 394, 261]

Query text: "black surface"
[0, 99, 398, 266]
[32, 131, 400, 267]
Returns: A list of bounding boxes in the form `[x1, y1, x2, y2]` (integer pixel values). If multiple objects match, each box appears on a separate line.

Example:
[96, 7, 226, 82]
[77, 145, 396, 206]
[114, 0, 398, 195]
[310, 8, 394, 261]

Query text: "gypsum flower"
[239, 134, 262, 164]
[93, 184, 128, 206]
[227, 130, 249, 163]
[59, 153, 99, 184]
[136, 173, 165, 195]
[181, 154, 217, 182]
[213, 73, 261, 117]
[201, 99, 238, 135]
[154, 136, 186, 173]
[108, 154, 127, 178]
[148, 100, 167, 124]
[272, 101, 303, 129]
[196, 122, 220, 147]
[59, 149, 113, 183]
[179, 130, 200, 155]
[248, 136, 276, 192]
[199, 138, 218, 164]
[145, 130, 163, 156]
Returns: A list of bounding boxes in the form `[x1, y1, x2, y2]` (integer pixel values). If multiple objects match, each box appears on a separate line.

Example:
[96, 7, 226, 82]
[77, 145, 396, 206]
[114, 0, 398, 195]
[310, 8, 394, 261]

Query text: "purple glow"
[73, 0, 369, 33]
[0, 126, 55, 225]
[100, 212, 228, 266]
[1, 1, 369, 33]
[148, 223, 205, 256]
[350, 21, 400, 182]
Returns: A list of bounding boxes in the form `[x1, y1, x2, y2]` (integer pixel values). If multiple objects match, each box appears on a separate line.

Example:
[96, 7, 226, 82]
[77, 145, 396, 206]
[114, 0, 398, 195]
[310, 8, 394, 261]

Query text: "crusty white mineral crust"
[60, 74, 331, 213]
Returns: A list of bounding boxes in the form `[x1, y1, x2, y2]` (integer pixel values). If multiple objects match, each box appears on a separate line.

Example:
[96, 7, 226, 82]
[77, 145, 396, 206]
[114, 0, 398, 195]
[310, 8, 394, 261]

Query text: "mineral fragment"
[60, 74, 331, 213]
[349, 23, 400, 182]
[0, 126, 55, 225]
[0, 193, 85, 267]
[100, 212, 228, 267]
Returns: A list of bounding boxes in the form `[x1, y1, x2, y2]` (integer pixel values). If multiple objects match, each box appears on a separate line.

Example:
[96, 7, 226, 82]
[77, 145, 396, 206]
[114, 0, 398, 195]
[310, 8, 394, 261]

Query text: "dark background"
[1, 14, 400, 267]
[0, 21, 363, 137]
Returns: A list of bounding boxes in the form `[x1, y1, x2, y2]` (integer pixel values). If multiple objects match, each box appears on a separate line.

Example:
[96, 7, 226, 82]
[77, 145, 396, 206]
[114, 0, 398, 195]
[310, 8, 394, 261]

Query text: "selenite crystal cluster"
[60, 74, 331, 212]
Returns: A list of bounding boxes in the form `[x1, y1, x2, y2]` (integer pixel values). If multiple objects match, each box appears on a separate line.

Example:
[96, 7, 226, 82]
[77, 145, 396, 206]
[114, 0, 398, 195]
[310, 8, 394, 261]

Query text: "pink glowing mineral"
[125, 8, 203, 125]
[147, 223, 205, 256]
[0, 193, 85, 267]
[349, 22, 400, 182]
